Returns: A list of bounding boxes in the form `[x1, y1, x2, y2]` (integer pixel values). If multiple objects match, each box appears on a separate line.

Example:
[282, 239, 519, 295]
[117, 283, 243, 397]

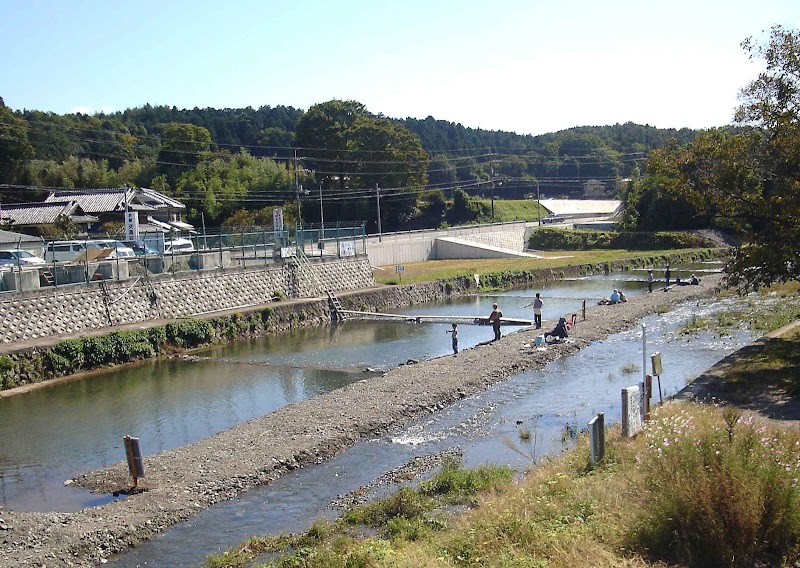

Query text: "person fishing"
[524, 292, 543, 329]
[488, 303, 503, 341]
[446, 322, 459, 354]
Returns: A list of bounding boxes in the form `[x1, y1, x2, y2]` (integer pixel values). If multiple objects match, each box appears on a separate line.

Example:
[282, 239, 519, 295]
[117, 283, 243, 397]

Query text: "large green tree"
[293, 100, 429, 230]
[643, 26, 800, 290]
[0, 97, 35, 184]
[157, 122, 212, 174]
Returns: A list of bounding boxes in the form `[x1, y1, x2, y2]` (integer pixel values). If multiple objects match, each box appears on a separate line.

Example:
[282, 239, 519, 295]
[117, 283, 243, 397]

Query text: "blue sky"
[2, 0, 797, 136]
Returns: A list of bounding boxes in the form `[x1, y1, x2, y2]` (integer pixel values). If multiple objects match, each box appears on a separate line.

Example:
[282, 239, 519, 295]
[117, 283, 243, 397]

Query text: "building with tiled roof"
[0, 187, 192, 237]
[45, 186, 185, 216]
[0, 201, 97, 229]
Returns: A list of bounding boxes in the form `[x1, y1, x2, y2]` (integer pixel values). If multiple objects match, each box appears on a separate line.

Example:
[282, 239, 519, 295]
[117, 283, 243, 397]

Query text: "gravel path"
[0, 277, 722, 567]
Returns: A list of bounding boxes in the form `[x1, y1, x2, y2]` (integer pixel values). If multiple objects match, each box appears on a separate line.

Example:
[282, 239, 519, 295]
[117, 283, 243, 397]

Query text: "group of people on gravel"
[448, 265, 701, 355]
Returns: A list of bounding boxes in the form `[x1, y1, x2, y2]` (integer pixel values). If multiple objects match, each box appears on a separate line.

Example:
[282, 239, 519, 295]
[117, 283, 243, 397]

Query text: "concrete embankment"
[0, 272, 723, 568]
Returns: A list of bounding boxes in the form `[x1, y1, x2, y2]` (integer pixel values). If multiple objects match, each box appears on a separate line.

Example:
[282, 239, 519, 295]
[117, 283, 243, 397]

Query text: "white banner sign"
[273, 207, 284, 237]
[339, 240, 355, 257]
[125, 211, 140, 241]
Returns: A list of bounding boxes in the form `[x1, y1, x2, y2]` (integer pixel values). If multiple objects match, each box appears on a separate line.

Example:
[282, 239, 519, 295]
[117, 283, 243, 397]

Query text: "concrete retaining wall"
[459, 228, 527, 252]
[0, 256, 374, 344]
[366, 222, 532, 265]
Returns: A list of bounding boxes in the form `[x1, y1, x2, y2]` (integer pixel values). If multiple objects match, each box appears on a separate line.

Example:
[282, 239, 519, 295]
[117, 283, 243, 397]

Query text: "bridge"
[338, 309, 534, 326]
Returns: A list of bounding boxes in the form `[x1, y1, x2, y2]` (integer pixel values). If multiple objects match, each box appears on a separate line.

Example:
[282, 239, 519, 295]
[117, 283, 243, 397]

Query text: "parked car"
[123, 240, 159, 256]
[0, 249, 47, 267]
[164, 238, 195, 254]
[541, 214, 566, 225]
[45, 240, 133, 262]
[45, 241, 88, 262]
[93, 239, 136, 258]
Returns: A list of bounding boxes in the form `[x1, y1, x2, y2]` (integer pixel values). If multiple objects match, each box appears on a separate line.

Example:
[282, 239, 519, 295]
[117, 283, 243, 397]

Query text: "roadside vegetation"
[205, 403, 800, 568]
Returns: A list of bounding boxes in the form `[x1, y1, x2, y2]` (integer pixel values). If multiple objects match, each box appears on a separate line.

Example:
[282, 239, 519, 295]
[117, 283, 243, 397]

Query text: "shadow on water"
[0, 264, 718, 514]
[111, 293, 758, 568]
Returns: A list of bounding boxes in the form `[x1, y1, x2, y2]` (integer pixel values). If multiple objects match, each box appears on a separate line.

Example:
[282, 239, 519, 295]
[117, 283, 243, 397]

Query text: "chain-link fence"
[0, 224, 368, 293]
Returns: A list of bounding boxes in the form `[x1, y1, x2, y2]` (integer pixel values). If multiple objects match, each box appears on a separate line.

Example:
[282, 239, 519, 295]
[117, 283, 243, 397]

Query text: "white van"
[45, 240, 134, 262]
[164, 238, 195, 254]
[541, 214, 566, 225]
[92, 240, 136, 258]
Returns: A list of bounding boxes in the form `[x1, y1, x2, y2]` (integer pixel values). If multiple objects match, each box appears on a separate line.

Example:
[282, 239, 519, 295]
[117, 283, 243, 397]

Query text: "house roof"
[45, 187, 185, 214]
[0, 228, 44, 245]
[0, 201, 97, 226]
[539, 199, 623, 217]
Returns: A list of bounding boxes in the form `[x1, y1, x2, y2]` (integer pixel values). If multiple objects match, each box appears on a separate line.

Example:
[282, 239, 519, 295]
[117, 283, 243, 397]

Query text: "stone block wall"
[0, 256, 374, 344]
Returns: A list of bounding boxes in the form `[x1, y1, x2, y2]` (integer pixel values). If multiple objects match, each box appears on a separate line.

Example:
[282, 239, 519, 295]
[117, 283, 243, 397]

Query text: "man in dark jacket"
[545, 317, 569, 341]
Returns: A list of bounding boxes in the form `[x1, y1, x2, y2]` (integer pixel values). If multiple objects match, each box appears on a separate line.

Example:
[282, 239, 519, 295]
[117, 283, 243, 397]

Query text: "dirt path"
[0, 278, 723, 567]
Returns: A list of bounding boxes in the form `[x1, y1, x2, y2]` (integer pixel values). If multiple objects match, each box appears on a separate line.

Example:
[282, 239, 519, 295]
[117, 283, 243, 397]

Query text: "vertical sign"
[621, 386, 643, 437]
[125, 211, 139, 241]
[273, 207, 284, 237]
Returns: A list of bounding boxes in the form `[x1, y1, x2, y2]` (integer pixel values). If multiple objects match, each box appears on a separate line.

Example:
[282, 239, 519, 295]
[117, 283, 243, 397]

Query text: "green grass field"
[474, 198, 547, 223]
[374, 248, 711, 285]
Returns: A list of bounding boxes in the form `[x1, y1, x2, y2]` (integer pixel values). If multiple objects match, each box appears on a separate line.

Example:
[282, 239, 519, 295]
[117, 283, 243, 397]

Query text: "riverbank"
[0, 248, 722, 394]
[0, 275, 723, 567]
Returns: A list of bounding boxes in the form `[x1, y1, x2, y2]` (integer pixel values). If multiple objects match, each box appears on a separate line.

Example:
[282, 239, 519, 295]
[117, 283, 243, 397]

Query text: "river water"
[0, 264, 729, 520]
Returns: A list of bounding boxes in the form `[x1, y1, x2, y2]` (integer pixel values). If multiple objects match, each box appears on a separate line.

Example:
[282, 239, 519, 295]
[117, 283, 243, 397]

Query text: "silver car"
[0, 249, 47, 267]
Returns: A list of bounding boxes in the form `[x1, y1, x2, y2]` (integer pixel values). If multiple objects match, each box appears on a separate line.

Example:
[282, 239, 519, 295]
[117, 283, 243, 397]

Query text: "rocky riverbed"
[0, 277, 723, 567]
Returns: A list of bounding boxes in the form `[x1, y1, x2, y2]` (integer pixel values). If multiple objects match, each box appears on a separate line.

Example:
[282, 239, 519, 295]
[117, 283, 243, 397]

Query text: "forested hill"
[7, 100, 699, 164]
[0, 97, 706, 231]
[398, 116, 698, 156]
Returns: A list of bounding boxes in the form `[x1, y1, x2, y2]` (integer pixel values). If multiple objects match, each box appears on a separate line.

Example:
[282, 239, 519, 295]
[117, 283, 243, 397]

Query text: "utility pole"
[376, 183, 382, 243]
[490, 161, 495, 219]
[537, 182, 541, 226]
[319, 180, 324, 255]
[294, 148, 302, 227]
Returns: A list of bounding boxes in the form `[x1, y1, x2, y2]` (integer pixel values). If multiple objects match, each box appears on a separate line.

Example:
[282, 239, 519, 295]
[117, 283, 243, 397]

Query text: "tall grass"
[630, 405, 800, 567]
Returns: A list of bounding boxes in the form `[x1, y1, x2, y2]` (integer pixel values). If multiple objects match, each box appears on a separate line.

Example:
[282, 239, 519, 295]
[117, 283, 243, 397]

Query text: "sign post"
[395, 264, 405, 282]
[124, 435, 145, 487]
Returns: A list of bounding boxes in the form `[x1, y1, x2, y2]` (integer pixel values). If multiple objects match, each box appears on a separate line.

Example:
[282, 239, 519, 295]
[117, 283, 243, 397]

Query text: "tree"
[0, 98, 35, 183]
[157, 122, 212, 174]
[657, 26, 800, 290]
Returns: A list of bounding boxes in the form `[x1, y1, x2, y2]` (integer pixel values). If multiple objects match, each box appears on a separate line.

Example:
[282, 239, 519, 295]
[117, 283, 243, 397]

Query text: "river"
[0, 264, 726, 518]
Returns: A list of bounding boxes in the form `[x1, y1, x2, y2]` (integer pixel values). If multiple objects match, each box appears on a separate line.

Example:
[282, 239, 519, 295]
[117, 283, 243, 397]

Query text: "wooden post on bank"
[588, 412, 605, 465]
[124, 435, 145, 488]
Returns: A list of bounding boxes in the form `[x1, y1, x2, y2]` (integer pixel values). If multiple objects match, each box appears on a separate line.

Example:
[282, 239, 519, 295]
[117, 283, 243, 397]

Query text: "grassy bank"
[375, 248, 721, 285]
[206, 402, 800, 568]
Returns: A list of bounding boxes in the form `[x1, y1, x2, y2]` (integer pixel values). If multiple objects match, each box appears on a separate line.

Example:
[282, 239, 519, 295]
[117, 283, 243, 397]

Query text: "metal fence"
[0, 223, 368, 293]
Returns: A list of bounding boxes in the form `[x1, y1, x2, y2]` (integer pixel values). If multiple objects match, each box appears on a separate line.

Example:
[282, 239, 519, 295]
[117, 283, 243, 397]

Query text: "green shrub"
[0, 355, 15, 389]
[146, 327, 168, 352]
[344, 487, 428, 528]
[165, 320, 215, 348]
[528, 228, 714, 251]
[48, 338, 86, 374]
[82, 335, 118, 367]
[419, 458, 513, 501]
[630, 405, 800, 567]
